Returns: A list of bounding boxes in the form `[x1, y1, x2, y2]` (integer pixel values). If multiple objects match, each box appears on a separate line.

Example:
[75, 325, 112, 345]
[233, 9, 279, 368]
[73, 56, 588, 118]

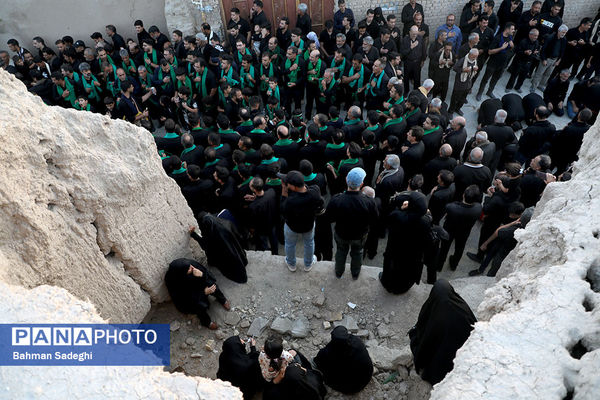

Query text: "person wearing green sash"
[61, 64, 81, 88]
[79, 62, 103, 106]
[365, 58, 389, 111]
[219, 54, 240, 88]
[267, 37, 284, 65]
[119, 49, 137, 77]
[266, 77, 281, 106]
[102, 61, 120, 97]
[175, 66, 193, 95]
[283, 46, 304, 113]
[382, 104, 407, 140]
[152, 59, 176, 96]
[239, 55, 257, 93]
[164, 47, 178, 70]
[326, 142, 364, 195]
[317, 68, 338, 114]
[192, 58, 217, 101]
[142, 39, 158, 73]
[51, 71, 77, 108]
[290, 28, 305, 52]
[330, 49, 347, 81]
[259, 52, 277, 102]
[305, 50, 323, 117]
[234, 38, 254, 68]
[74, 95, 94, 112]
[341, 54, 370, 110]
[380, 82, 404, 115]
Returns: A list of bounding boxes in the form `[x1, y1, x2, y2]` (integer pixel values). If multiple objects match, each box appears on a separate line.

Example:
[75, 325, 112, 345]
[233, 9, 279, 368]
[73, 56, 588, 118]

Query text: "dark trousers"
[477, 240, 512, 276]
[506, 65, 530, 90]
[448, 88, 469, 113]
[431, 78, 450, 102]
[334, 232, 368, 277]
[254, 227, 279, 255]
[284, 85, 303, 114]
[437, 231, 469, 271]
[197, 288, 227, 326]
[476, 219, 498, 258]
[477, 64, 504, 95]
[404, 60, 422, 96]
[305, 83, 319, 118]
[472, 53, 489, 84]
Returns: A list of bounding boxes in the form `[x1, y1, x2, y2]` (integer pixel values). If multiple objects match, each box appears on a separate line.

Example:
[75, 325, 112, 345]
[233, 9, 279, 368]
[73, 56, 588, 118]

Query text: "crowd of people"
[5, 0, 595, 395]
[3, 0, 595, 285]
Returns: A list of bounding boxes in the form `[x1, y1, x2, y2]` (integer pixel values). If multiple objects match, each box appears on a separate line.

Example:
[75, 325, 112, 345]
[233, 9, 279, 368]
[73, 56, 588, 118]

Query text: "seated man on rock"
[165, 258, 231, 330]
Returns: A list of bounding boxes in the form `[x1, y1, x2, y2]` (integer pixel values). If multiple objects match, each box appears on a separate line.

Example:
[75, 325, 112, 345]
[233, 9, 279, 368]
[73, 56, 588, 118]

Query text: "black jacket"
[326, 191, 379, 240]
[442, 128, 467, 161]
[443, 201, 483, 237]
[518, 119, 556, 160]
[453, 163, 492, 200]
[281, 185, 324, 233]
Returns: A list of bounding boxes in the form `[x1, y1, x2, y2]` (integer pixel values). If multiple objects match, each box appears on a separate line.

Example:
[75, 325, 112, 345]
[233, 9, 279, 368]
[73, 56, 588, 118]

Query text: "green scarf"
[122, 59, 136, 76]
[144, 49, 158, 72]
[347, 64, 365, 90]
[195, 68, 208, 98]
[326, 142, 345, 149]
[181, 144, 196, 156]
[403, 108, 418, 120]
[177, 76, 193, 93]
[423, 127, 440, 135]
[304, 172, 317, 182]
[266, 177, 282, 186]
[237, 48, 251, 64]
[318, 78, 336, 103]
[220, 66, 239, 86]
[261, 156, 279, 164]
[240, 65, 255, 89]
[330, 57, 346, 79]
[307, 58, 322, 84]
[368, 71, 384, 97]
[74, 102, 91, 111]
[55, 80, 77, 107]
[367, 124, 380, 131]
[336, 158, 359, 173]
[164, 132, 179, 138]
[344, 119, 360, 125]
[158, 66, 176, 91]
[383, 117, 403, 129]
[106, 69, 120, 97]
[275, 138, 293, 146]
[65, 72, 81, 85]
[259, 62, 274, 92]
[285, 56, 300, 83]
[267, 85, 280, 103]
[82, 74, 102, 101]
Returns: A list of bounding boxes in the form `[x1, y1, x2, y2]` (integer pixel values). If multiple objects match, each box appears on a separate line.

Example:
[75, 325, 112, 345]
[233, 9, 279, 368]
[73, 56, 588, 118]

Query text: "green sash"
[177, 76, 193, 93]
[368, 71, 384, 97]
[307, 58, 322, 84]
[220, 66, 239, 86]
[240, 64, 255, 89]
[158, 66, 176, 91]
[285, 56, 299, 83]
[259, 62, 274, 92]
[55, 80, 77, 107]
[347, 64, 364, 91]
[330, 57, 346, 79]
[144, 49, 158, 72]
[383, 117, 404, 129]
[122, 59, 136, 76]
[82, 74, 102, 101]
[181, 144, 196, 156]
[195, 68, 208, 98]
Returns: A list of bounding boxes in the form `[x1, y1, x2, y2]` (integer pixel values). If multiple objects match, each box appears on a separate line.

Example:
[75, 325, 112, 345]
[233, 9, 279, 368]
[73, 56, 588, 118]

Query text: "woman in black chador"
[164, 258, 230, 330]
[216, 336, 264, 399]
[314, 325, 373, 394]
[409, 279, 477, 384]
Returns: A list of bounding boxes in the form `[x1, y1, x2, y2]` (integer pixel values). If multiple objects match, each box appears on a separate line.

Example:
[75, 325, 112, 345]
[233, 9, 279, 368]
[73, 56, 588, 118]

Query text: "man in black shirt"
[476, 23, 516, 100]
[134, 20, 152, 45]
[453, 147, 492, 200]
[535, 4, 562, 39]
[423, 144, 457, 194]
[519, 154, 555, 207]
[428, 169, 456, 225]
[246, 177, 279, 254]
[277, 17, 292, 51]
[515, 0, 541, 44]
[559, 18, 593, 77]
[460, 0, 482, 41]
[437, 184, 483, 271]
[296, 3, 312, 35]
[483, 109, 517, 172]
[471, 15, 494, 77]
[401, 0, 425, 29]
[326, 167, 378, 279]
[281, 171, 324, 271]
[250, 1, 269, 30]
[543, 69, 569, 116]
[401, 26, 427, 96]
[442, 116, 467, 160]
[505, 28, 540, 92]
[531, 24, 567, 91]
[229, 7, 252, 43]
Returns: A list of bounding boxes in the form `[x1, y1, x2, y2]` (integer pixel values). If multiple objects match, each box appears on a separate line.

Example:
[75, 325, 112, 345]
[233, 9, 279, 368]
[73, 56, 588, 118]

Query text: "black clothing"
[520, 168, 547, 207]
[478, 98, 502, 126]
[375, 168, 405, 215]
[518, 119, 556, 161]
[428, 184, 456, 225]
[299, 140, 327, 172]
[543, 76, 569, 106]
[409, 280, 477, 385]
[421, 127, 443, 164]
[217, 336, 263, 400]
[296, 13, 312, 35]
[191, 214, 248, 283]
[276, 28, 292, 51]
[314, 326, 373, 394]
[180, 145, 204, 167]
[182, 178, 214, 216]
[423, 156, 457, 194]
[137, 29, 152, 45]
[281, 185, 324, 233]
[342, 120, 366, 144]
[164, 258, 226, 326]
[380, 191, 430, 294]
[263, 352, 326, 400]
[484, 122, 517, 172]
[540, 32, 566, 61]
[442, 128, 467, 160]
[550, 120, 590, 173]
[401, 3, 425, 27]
[327, 191, 378, 240]
[401, 141, 425, 182]
[453, 163, 492, 200]
[155, 134, 183, 156]
[498, 0, 523, 30]
[522, 93, 545, 123]
[437, 200, 483, 270]
[501, 93, 525, 124]
[536, 12, 562, 39]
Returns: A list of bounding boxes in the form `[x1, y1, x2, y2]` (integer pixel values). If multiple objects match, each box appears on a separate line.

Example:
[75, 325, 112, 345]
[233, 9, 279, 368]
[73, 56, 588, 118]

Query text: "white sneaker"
[285, 259, 297, 272]
[304, 255, 317, 272]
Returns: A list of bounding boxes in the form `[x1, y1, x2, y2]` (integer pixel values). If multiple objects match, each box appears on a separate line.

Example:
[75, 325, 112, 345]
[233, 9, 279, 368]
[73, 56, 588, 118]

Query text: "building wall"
[342, 0, 600, 35]
[0, 0, 167, 53]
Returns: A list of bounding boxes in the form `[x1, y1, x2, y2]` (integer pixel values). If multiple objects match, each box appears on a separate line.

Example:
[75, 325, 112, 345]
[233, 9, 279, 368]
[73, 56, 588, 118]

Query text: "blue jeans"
[284, 223, 315, 267]
[566, 101, 577, 119]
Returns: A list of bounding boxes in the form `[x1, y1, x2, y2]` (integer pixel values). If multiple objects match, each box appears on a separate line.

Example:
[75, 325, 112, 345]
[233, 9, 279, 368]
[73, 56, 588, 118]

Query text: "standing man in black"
[476, 23, 516, 100]
[401, 0, 425, 30]
[296, 3, 312, 36]
[400, 26, 427, 96]
[251, 1, 269, 31]
[436, 184, 483, 271]
[505, 28, 540, 93]
[326, 168, 379, 279]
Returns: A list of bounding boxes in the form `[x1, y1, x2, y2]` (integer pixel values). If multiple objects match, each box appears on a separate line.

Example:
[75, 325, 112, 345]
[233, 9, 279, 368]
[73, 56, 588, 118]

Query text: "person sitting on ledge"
[165, 258, 231, 330]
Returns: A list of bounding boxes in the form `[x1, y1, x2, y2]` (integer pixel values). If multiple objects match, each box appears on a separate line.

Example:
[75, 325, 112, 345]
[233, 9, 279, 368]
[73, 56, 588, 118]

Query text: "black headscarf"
[263, 361, 327, 400]
[409, 279, 477, 384]
[191, 213, 248, 283]
[314, 326, 373, 394]
[164, 258, 216, 314]
[216, 336, 263, 400]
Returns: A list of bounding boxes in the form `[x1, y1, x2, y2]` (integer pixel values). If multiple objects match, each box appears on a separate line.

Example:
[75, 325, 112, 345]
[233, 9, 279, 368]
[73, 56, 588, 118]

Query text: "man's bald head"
[277, 125, 289, 138]
[440, 143, 453, 157]
[310, 50, 320, 58]
[469, 147, 484, 164]
[453, 116, 466, 127]
[362, 186, 375, 198]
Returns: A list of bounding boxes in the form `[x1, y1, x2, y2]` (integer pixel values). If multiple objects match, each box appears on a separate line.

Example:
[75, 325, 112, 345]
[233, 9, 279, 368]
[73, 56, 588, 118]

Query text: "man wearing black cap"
[326, 167, 378, 279]
[281, 170, 324, 272]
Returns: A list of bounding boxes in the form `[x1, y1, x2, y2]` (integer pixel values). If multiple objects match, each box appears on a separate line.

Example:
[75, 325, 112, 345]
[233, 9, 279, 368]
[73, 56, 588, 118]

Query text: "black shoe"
[469, 269, 483, 276]
[378, 271, 383, 281]
[466, 252, 482, 263]
[476, 93, 482, 101]
[455, 109, 464, 116]
[486, 91, 496, 99]
[335, 272, 343, 279]
[352, 274, 359, 280]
